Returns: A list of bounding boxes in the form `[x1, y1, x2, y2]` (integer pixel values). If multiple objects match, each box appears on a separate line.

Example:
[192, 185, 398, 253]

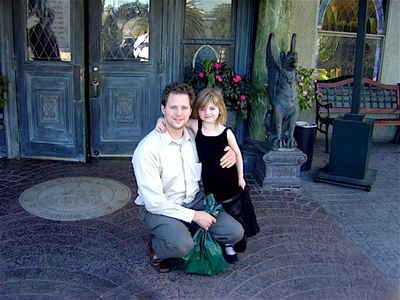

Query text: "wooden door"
[88, 0, 163, 157]
[14, 0, 86, 161]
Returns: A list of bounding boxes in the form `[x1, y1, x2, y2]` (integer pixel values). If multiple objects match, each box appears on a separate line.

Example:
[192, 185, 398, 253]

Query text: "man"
[132, 82, 244, 273]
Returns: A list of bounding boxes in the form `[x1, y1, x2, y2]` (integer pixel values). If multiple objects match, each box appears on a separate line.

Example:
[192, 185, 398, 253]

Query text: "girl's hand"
[155, 117, 166, 133]
[239, 177, 246, 189]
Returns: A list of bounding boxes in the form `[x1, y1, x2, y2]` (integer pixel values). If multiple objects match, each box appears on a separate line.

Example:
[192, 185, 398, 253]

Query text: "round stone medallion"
[19, 177, 132, 221]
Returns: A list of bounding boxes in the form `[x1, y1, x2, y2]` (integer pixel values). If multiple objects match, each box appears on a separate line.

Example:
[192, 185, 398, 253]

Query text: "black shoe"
[223, 252, 238, 264]
[233, 235, 247, 253]
[223, 245, 238, 264]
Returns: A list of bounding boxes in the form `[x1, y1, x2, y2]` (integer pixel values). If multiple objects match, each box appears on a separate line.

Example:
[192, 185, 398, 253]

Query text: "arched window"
[316, 0, 386, 80]
[182, 0, 235, 79]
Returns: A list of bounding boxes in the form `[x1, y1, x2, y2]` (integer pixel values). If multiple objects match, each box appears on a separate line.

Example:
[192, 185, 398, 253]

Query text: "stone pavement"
[0, 139, 399, 299]
[301, 138, 400, 290]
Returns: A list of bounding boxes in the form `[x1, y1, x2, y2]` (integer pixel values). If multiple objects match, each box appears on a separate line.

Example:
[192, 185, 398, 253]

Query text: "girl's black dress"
[195, 121, 240, 202]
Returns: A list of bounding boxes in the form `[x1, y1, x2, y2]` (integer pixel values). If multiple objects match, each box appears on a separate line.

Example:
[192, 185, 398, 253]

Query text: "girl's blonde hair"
[193, 88, 227, 125]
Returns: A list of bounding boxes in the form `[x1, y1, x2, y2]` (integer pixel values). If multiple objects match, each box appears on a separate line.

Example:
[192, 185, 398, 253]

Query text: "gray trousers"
[139, 192, 244, 259]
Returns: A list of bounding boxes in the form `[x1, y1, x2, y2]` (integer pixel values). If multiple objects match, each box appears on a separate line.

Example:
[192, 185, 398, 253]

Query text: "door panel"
[26, 73, 74, 144]
[89, 0, 163, 157]
[91, 73, 149, 155]
[14, 0, 85, 161]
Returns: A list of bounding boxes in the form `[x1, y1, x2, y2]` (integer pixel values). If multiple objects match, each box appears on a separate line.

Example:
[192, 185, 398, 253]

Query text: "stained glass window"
[317, 0, 385, 80]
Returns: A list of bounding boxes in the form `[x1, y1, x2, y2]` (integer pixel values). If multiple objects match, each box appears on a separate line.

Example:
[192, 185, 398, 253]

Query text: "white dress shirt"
[132, 128, 201, 223]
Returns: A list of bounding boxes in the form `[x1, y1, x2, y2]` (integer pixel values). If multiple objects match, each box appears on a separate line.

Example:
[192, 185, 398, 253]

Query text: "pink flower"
[232, 75, 241, 83]
[303, 90, 308, 95]
[239, 95, 246, 101]
[215, 75, 223, 82]
[199, 71, 205, 78]
[214, 63, 222, 69]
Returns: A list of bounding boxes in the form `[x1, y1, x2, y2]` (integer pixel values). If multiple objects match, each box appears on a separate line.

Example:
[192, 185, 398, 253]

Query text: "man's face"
[161, 92, 192, 132]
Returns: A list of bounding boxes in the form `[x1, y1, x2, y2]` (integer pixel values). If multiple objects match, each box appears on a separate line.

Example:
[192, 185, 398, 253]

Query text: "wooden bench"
[315, 77, 400, 153]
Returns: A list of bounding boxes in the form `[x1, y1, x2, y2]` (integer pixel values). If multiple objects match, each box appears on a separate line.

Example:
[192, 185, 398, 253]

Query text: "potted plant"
[187, 60, 266, 143]
[294, 67, 322, 171]
[187, 60, 259, 120]
[0, 76, 7, 109]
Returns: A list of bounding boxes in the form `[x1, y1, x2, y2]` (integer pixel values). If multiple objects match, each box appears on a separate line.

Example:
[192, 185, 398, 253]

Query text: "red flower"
[239, 95, 246, 101]
[214, 63, 222, 69]
[215, 75, 223, 82]
[232, 75, 241, 83]
[199, 71, 205, 78]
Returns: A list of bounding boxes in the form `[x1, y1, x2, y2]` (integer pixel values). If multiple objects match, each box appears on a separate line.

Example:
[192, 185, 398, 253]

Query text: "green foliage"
[0, 76, 7, 109]
[187, 60, 265, 119]
[297, 67, 321, 111]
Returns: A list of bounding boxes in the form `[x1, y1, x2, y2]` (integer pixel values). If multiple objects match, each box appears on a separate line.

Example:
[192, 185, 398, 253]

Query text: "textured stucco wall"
[290, 0, 319, 68]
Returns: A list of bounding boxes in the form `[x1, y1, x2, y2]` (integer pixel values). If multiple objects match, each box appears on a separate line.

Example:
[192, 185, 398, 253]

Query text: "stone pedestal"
[262, 148, 307, 189]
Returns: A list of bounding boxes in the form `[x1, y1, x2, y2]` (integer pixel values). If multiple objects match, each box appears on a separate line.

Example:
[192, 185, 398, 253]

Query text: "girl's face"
[198, 101, 220, 125]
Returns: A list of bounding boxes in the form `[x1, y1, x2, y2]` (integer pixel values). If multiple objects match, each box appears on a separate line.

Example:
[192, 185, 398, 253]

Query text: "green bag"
[182, 194, 228, 275]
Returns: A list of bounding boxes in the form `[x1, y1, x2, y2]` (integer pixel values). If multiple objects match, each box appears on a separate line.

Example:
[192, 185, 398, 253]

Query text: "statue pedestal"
[262, 148, 307, 189]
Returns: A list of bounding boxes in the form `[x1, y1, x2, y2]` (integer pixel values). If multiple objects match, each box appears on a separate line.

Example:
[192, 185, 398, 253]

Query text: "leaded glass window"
[26, 0, 71, 62]
[102, 0, 150, 61]
[317, 0, 386, 80]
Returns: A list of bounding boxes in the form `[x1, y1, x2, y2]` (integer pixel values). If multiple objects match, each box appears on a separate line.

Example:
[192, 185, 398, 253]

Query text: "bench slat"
[315, 77, 400, 153]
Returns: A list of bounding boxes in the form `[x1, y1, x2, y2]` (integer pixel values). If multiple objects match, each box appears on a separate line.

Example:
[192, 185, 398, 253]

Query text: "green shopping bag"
[182, 194, 228, 275]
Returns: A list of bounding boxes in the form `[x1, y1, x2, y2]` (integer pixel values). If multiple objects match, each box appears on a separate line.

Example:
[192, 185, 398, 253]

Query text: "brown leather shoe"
[148, 240, 170, 273]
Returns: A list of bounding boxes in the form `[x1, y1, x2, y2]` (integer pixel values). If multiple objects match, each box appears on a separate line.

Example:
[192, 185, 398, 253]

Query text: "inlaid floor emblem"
[19, 177, 131, 221]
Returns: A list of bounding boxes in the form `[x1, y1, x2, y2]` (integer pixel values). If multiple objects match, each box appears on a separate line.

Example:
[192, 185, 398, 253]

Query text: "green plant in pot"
[0, 76, 7, 109]
[295, 67, 322, 171]
[297, 67, 321, 111]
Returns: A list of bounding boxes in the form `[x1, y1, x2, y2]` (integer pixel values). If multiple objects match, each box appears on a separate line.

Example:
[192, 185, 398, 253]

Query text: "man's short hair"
[161, 82, 196, 107]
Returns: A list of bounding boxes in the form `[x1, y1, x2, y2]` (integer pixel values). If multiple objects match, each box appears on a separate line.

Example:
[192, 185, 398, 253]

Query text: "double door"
[14, 0, 164, 161]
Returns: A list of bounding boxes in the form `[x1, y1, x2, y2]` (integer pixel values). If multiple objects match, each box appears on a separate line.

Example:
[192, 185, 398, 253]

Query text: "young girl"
[157, 87, 246, 263]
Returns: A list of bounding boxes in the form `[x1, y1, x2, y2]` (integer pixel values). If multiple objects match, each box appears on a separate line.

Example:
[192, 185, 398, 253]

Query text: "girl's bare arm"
[226, 129, 246, 188]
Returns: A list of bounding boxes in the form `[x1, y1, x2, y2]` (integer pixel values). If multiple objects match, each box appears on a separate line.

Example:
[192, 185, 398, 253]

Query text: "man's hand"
[193, 211, 216, 230]
[220, 146, 236, 168]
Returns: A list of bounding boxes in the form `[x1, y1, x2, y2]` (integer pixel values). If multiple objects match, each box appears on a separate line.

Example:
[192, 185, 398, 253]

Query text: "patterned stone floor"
[0, 142, 398, 299]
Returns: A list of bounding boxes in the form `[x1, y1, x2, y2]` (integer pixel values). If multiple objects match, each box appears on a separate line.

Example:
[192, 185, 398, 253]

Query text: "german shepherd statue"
[265, 33, 298, 149]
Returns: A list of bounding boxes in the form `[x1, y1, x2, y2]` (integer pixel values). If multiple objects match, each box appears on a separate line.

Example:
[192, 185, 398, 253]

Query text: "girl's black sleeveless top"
[195, 121, 240, 201]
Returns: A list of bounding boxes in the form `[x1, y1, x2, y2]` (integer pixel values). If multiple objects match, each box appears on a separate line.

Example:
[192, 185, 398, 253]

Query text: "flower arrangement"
[297, 67, 322, 111]
[187, 60, 256, 119]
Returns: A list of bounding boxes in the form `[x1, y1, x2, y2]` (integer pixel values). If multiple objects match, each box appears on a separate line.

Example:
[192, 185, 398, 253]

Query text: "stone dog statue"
[265, 33, 299, 149]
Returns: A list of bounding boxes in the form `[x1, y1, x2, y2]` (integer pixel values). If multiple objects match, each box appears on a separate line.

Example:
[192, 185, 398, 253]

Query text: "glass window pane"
[102, 0, 150, 61]
[317, 34, 383, 80]
[183, 45, 231, 80]
[184, 0, 232, 39]
[322, 0, 379, 34]
[27, 0, 71, 62]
